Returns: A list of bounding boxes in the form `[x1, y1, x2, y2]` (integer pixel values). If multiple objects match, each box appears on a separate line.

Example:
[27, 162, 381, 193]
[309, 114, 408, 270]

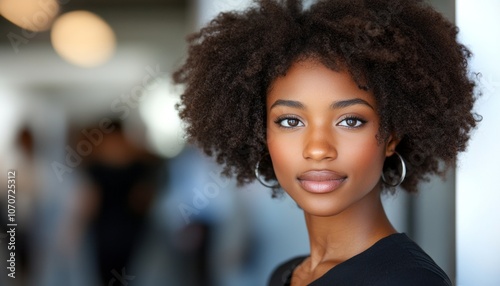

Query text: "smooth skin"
[266, 59, 399, 285]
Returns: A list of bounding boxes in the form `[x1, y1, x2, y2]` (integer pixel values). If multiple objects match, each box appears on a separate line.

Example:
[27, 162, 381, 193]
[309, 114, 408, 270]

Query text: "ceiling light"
[0, 0, 59, 31]
[51, 10, 116, 68]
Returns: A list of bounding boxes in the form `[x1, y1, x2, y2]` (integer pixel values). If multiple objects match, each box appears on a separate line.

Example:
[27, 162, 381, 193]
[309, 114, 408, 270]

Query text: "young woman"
[173, 0, 479, 285]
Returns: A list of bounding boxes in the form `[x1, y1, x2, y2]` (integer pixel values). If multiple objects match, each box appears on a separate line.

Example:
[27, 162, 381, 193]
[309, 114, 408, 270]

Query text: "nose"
[302, 125, 337, 161]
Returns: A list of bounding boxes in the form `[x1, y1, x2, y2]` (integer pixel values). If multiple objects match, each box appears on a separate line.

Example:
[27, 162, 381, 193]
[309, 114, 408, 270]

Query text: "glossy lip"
[297, 170, 347, 194]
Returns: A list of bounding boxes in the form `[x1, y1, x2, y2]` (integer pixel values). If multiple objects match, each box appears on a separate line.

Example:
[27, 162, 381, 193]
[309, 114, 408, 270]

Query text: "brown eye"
[275, 117, 304, 128]
[338, 117, 366, 128]
[346, 118, 357, 127]
[287, 119, 300, 127]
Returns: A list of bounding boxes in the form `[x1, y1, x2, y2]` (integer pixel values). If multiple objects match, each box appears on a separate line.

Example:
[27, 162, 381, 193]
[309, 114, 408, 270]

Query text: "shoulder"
[268, 256, 307, 286]
[363, 233, 452, 286]
[374, 267, 452, 286]
[309, 233, 452, 286]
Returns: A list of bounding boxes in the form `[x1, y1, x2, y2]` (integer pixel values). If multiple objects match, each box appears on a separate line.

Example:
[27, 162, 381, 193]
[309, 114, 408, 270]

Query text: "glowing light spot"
[51, 10, 116, 68]
[139, 79, 186, 158]
[0, 0, 59, 31]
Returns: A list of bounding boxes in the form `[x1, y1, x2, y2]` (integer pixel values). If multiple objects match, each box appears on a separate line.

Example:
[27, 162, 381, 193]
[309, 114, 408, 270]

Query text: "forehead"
[267, 59, 375, 107]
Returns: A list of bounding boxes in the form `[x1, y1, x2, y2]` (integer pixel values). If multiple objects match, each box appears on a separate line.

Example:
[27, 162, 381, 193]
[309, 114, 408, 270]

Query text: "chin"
[302, 206, 346, 217]
[294, 196, 348, 217]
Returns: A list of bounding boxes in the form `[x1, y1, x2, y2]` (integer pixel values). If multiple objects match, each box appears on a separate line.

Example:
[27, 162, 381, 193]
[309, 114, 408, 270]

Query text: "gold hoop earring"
[381, 151, 406, 187]
[254, 156, 280, 189]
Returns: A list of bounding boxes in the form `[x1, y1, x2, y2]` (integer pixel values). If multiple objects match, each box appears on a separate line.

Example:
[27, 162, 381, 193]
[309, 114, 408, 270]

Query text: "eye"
[337, 116, 366, 128]
[275, 116, 304, 128]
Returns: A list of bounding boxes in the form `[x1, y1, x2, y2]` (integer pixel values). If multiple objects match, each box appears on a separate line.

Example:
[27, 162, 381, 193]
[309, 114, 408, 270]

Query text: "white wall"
[456, 1, 500, 285]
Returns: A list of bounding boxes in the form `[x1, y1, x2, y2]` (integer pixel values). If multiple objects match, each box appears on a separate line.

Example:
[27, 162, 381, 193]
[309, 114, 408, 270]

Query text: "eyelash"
[338, 116, 367, 129]
[274, 116, 303, 128]
[274, 115, 367, 129]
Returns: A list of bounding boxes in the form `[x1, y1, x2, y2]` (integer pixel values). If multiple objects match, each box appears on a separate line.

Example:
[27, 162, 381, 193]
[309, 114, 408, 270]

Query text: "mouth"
[297, 170, 347, 194]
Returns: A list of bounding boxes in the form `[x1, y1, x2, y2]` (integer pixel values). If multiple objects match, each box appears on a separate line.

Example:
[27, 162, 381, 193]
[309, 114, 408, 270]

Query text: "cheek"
[267, 132, 299, 183]
[342, 136, 386, 179]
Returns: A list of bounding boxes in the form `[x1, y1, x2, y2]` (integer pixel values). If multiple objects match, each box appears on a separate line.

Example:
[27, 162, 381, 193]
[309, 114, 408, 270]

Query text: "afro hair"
[174, 0, 479, 196]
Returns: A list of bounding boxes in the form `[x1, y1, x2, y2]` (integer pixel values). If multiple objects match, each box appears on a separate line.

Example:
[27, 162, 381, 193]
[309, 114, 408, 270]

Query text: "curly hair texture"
[173, 0, 478, 196]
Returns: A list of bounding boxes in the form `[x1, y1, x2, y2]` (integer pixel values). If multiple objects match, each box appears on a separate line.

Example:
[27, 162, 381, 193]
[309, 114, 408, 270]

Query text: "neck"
[303, 188, 396, 270]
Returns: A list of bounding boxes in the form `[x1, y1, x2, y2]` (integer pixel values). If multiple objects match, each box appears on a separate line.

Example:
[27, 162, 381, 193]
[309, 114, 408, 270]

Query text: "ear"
[385, 133, 400, 157]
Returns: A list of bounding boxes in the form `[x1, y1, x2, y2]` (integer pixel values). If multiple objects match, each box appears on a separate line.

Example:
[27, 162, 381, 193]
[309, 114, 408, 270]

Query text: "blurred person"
[151, 146, 251, 286]
[59, 120, 166, 286]
[0, 126, 40, 286]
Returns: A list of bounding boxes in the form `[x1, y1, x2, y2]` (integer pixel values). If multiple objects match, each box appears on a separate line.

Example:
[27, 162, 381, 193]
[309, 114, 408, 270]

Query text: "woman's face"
[266, 59, 397, 216]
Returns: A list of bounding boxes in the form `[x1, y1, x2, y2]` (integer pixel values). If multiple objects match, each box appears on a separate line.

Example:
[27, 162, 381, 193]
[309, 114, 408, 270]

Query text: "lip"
[297, 170, 347, 194]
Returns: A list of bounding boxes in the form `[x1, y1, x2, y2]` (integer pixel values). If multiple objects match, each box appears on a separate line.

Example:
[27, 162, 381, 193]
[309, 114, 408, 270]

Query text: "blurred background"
[0, 0, 498, 286]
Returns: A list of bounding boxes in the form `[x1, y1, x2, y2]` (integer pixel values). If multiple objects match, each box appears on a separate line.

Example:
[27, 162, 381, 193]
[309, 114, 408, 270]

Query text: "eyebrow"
[270, 99, 305, 110]
[330, 98, 374, 110]
[270, 98, 374, 110]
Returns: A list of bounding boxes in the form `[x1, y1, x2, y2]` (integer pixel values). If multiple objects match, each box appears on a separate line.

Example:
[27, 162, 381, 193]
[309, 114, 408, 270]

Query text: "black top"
[268, 233, 452, 286]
